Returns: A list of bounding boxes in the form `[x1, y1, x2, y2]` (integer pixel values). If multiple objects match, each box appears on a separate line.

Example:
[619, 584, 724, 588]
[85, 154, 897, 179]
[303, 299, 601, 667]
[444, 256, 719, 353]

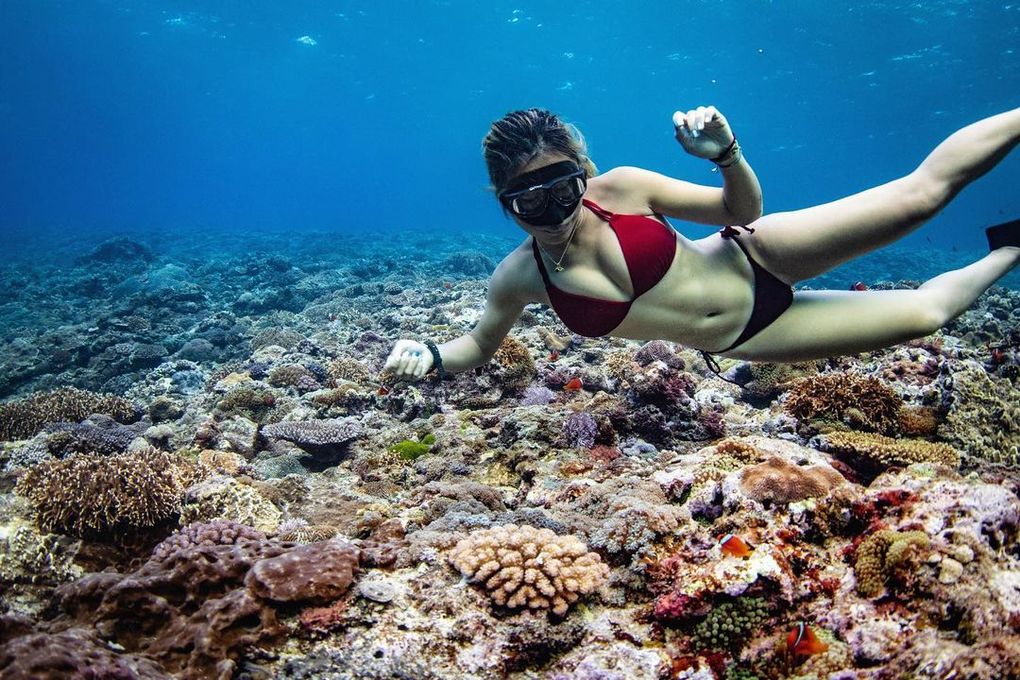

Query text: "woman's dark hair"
[482, 108, 598, 195]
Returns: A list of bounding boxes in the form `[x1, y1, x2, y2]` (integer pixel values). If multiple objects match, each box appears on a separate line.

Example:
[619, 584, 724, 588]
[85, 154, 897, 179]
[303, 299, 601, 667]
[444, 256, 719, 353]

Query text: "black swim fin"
[987, 218, 1020, 250]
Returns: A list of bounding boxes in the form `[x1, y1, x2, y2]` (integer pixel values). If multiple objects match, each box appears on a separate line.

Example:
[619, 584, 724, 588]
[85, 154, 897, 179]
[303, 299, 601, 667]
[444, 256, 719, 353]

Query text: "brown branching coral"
[491, 336, 537, 391]
[448, 524, 608, 615]
[817, 431, 960, 469]
[15, 447, 205, 538]
[0, 387, 141, 442]
[738, 456, 844, 505]
[783, 372, 903, 434]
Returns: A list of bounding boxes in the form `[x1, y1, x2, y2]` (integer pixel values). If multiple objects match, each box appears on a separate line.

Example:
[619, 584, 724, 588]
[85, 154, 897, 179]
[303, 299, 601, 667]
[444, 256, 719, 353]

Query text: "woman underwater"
[385, 106, 1020, 381]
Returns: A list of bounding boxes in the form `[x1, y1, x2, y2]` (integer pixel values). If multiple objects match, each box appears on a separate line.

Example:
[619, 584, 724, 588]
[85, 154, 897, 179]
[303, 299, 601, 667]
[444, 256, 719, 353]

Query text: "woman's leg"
[738, 108, 1020, 284]
[724, 247, 1020, 362]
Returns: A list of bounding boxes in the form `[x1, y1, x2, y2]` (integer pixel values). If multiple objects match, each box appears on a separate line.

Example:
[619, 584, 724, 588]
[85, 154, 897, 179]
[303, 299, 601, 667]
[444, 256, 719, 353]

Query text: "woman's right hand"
[383, 340, 433, 381]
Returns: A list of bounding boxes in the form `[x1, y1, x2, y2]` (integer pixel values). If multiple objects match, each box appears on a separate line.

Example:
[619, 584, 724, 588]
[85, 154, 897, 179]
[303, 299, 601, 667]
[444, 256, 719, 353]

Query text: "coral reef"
[448, 524, 609, 615]
[0, 387, 141, 441]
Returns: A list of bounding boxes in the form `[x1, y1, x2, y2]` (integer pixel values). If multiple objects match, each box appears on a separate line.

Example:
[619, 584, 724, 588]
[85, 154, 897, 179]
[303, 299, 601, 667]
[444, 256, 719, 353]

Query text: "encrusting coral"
[816, 431, 961, 468]
[14, 447, 205, 538]
[0, 387, 141, 441]
[783, 372, 903, 434]
[738, 456, 845, 505]
[448, 524, 609, 615]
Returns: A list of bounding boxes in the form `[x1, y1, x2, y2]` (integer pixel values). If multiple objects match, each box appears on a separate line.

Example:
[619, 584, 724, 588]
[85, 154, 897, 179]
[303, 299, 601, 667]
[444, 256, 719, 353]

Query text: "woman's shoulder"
[587, 166, 659, 212]
[490, 242, 542, 303]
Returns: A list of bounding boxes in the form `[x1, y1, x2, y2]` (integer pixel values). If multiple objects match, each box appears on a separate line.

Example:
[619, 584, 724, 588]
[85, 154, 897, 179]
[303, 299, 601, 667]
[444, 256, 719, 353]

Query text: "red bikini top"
[531, 199, 677, 337]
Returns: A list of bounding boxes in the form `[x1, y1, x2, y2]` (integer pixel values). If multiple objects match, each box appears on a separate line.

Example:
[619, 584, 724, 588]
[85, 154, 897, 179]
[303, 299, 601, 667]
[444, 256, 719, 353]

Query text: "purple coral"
[152, 520, 266, 563]
[634, 340, 685, 369]
[520, 385, 556, 406]
[563, 412, 597, 449]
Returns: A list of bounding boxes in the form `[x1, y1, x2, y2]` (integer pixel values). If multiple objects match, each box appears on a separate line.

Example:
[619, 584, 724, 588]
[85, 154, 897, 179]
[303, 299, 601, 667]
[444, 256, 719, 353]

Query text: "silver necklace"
[537, 222, 579, 272]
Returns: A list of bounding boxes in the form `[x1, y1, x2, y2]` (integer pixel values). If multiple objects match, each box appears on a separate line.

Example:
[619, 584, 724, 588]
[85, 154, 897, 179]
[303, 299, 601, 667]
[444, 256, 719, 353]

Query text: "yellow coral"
[855, 529, 930, 597]
[820, 431, 960, 468]
[448, 524, 608, 615]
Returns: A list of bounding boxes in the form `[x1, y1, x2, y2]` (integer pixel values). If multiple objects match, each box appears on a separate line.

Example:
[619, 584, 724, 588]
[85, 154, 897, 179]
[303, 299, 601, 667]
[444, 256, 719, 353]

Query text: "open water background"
[1, 1, 1018, 284]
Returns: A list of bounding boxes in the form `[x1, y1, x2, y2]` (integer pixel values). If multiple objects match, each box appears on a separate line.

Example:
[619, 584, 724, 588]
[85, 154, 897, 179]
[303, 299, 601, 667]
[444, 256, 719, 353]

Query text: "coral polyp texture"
[14, 447, 204, 538]
[738, 455, 845, 504]
[783, 372, 904, 433]
[817, 430, 961, 468]
[0, 387, 140, 441]
[448, 524, 609, 615]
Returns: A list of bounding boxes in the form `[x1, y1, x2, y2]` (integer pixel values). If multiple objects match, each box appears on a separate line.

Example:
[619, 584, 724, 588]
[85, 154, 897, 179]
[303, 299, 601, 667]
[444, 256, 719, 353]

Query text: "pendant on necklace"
[554, 265, 565, 272]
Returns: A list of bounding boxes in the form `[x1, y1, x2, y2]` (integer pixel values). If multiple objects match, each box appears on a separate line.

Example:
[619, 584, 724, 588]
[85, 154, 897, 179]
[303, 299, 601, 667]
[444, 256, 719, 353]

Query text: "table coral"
[816, 430, 960, 468]
[448, 524, 609, 615]
[14, 447, 204, 538]
[261, 417, 363, 461]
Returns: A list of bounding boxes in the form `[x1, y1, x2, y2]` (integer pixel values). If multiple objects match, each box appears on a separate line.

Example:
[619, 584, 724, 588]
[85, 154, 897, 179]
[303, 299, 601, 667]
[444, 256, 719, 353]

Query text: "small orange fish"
[850, 281, 869, 291]
[377, 386, 390, 396]
[787, 622, 829, 657]
[548, 350, 560, 361]
[719, 534, 753, 559]
[443, 281, 453, 290]
[563, 377, 583, 391]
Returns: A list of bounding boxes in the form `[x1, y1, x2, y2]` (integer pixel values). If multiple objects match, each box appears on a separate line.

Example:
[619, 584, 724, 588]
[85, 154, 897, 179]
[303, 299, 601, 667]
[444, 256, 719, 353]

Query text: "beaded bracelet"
[423, 340, 448, 380]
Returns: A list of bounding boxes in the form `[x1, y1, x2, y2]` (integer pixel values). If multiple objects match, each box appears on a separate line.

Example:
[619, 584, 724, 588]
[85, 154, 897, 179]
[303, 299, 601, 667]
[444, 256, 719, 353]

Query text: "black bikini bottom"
[717, 229, 794, 352]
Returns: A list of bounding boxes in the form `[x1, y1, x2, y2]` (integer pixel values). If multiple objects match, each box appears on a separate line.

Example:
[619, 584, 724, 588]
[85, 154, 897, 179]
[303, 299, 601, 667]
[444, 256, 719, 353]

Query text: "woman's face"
[501, 153, 587, 244]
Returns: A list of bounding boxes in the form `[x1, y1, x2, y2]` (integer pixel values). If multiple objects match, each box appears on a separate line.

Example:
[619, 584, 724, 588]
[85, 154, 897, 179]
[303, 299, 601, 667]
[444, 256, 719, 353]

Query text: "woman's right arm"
[384, 256, 530, 381]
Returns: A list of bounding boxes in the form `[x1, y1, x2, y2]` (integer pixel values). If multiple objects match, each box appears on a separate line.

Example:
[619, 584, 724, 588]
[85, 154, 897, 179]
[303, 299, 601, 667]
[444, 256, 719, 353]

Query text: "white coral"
[448, 524, 608, 615]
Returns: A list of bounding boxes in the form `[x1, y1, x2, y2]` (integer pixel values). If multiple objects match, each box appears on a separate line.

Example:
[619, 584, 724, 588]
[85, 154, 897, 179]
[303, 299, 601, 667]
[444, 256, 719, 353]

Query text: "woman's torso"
[505, 171, 756, 350]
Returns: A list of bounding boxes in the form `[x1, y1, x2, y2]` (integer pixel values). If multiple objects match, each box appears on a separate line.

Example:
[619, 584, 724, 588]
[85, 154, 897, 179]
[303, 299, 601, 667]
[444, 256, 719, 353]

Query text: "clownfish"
[719, 534, 754, 559]
[786, 622, 829, 657]
[563, 377, 583, 391]
[850, 281, 869, 291]
[377, 386, 390, 396]
[549, 350, 560, 362]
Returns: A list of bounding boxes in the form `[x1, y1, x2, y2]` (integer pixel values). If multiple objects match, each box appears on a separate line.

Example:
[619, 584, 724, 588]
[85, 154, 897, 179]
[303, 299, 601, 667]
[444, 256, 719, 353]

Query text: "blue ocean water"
[0, 1, 1018, 266]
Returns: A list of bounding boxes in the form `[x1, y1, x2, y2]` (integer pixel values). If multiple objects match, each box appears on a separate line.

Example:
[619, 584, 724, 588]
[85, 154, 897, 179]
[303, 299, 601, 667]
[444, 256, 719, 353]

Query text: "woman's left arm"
[634, 106, 763, 226]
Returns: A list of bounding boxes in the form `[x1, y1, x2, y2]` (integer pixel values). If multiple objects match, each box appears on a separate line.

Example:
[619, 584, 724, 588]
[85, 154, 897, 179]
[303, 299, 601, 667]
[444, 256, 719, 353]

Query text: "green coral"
[691, 597, 769, 652]
[391, 433, 436, 461]
[855, 529, 930, 597]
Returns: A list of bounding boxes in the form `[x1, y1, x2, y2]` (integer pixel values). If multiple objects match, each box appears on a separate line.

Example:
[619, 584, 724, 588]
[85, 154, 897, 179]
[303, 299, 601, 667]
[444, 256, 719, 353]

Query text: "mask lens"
[512, 189, 548, 216]
[549, 175, 583, 204]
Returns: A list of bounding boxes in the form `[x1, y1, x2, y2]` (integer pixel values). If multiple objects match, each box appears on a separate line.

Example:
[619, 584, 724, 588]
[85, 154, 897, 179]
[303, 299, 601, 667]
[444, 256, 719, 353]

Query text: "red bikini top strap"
[582, 199, 614, 221]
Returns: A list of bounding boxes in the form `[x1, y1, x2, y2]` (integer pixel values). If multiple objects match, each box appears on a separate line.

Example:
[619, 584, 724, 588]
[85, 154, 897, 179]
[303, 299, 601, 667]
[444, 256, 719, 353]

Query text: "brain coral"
[0, 387, 141, 441]
[816, 431, 960, 468]
[783, 372, 903, 434]
[14, 447, 204, 538]
[738, 456, 844, 505]
[448, 524, 608, 615]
